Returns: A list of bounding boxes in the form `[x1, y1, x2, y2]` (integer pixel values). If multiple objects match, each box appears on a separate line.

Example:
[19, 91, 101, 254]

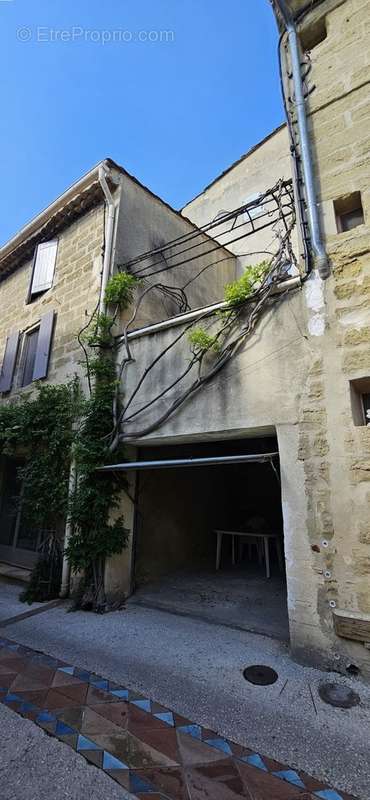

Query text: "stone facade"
[0, 203, 105, 396]
[286, 0, 370, 669]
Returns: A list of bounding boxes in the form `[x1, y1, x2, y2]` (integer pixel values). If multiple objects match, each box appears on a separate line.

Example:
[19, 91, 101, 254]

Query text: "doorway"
[130, 436, 289, 641]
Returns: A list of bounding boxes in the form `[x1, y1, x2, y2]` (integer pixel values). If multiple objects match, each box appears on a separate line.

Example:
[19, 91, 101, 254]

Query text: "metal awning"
[97, 452, 279, 472]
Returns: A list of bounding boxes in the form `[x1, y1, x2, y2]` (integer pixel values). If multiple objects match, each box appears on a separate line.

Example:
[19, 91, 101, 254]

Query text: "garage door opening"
[129, 435, 289, 642]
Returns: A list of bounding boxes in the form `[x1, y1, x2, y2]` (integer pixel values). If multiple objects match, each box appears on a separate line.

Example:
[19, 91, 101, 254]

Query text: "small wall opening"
[300, 16, 327, 51]
[334, 192, 364, 233]
[350, 378, 370, 426]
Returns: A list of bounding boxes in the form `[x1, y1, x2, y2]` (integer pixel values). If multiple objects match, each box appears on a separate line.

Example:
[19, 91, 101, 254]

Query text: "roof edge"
[0, 161, 112, 263]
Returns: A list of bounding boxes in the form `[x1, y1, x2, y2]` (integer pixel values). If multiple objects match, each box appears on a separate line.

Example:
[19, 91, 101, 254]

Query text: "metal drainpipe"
[98, 162, 117, 312]
[273, 0, 330, 279]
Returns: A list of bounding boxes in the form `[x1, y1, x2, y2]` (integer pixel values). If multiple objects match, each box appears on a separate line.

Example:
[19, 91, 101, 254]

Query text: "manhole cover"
[318, 681, 360, 709]
[243, 664, 278, 686]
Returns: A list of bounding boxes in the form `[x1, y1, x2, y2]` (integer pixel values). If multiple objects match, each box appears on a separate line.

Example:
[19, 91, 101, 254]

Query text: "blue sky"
[0, 0, 282, 244]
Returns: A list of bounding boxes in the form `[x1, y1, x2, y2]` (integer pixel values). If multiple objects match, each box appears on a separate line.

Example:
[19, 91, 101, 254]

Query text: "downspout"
[60, 455, 76, 598]
[272, 0, 330, 279]
[98, 162, 117, 312]
[60, 164, 117, 597]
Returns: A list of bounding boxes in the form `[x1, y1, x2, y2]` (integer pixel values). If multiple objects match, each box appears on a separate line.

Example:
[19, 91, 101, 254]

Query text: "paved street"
[0, 701, 130, 800]
[0, 581, 369, 799]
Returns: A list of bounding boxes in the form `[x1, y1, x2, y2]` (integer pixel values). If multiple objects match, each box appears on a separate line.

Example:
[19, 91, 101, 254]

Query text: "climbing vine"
[65, 271, 142, 611]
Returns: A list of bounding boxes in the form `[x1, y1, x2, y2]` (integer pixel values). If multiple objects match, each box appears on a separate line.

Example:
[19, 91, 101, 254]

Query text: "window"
[334, 192, 364, 234]
[350, 378, 370, 426]
[28, 239, 58, 301]
[0, 311, 56, 394]
[21, 327, 39, 387]
[362, 393, 370, 426]
[300, 16, 327, 51]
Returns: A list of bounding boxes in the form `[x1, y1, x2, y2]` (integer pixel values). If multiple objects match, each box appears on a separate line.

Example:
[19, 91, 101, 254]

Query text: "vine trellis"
[108, 178, 298, 445]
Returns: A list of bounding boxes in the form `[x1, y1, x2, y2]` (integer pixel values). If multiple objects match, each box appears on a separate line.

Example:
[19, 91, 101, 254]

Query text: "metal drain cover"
[318, 681, 360, 709]
[243, 664, 278, 686]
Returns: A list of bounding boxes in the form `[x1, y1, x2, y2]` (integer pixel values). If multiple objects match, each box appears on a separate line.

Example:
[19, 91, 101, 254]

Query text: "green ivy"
[65, 357, 129, 609]
[65, 271, 141, 611]
[0, 272, 141, 611]
[0, 381, 78, 531]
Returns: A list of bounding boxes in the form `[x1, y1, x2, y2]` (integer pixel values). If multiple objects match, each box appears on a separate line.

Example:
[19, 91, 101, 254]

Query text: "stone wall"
[0, 203, 105, 395]
[285, 0, 370, 671]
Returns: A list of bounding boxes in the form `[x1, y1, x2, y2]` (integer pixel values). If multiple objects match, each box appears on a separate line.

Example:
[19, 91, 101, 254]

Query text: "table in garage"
[213, 529, 284, 578]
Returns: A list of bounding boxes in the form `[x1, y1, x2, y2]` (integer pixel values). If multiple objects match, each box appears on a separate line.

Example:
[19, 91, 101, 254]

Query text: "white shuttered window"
[30, 240, 58, 296]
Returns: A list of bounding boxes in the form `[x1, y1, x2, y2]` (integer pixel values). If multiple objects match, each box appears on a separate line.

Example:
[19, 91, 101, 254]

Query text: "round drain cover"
[243, 664, 278, 686]
[318, 681, 360, 709]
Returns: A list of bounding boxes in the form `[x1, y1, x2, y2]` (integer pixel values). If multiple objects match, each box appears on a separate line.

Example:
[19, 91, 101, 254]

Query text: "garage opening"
[129, 435, 289, 642]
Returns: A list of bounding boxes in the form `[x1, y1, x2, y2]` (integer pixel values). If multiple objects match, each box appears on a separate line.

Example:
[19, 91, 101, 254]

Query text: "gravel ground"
[0, 703, 134, 800]
[2, 600, 370, 798]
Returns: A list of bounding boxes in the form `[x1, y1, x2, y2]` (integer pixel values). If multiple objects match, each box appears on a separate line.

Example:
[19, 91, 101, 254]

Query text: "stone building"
[0, 0, 369, 676]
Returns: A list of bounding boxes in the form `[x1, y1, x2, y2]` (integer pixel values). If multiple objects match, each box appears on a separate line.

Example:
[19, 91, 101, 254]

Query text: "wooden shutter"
[30, 240, 58, 296]
[32, 311, 56, 381]
[0, 331, 20, 393]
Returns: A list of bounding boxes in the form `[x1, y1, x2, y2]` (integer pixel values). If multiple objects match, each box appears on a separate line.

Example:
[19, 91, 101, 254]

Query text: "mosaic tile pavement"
[0, 636, 356, 800]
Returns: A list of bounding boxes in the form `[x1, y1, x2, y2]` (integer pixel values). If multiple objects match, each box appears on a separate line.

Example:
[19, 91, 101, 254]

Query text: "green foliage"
[224, 261, 270, 306]
[20, 534, 62, 605]
[0, 270, 140, 611]
[84, 313, 115, 348]
[104, 271, 141, 308]
[188, 327, 220, 354]
[0, 382, 77, 530]
[66, 364, 128, 579]
[65, 278, 133, 608]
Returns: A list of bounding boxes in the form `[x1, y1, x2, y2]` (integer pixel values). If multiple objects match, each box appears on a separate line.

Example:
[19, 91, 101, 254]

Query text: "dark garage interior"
[130, 435, 289, 641]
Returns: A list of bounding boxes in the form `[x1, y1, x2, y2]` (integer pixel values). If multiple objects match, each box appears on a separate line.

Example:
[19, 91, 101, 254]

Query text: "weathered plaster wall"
[120, 289, 308, 442]
[114, 174, 237, 329]
[0, 203, 105, 395]
[118, 286, 319, 657]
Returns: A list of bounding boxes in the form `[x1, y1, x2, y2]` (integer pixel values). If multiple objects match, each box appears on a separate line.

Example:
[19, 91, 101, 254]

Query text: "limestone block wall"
[0, 203, 105, 394]
[286, 0, 370, 671]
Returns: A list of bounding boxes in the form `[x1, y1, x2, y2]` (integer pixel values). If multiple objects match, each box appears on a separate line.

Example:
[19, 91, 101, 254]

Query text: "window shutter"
[32, 311, 56, 381]
[31, 240, 58, 295]
[0, 331, 20, 393]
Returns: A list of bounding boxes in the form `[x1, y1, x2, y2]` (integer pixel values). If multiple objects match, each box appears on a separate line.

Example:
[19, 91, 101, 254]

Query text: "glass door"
[0, 458, 41, 568]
